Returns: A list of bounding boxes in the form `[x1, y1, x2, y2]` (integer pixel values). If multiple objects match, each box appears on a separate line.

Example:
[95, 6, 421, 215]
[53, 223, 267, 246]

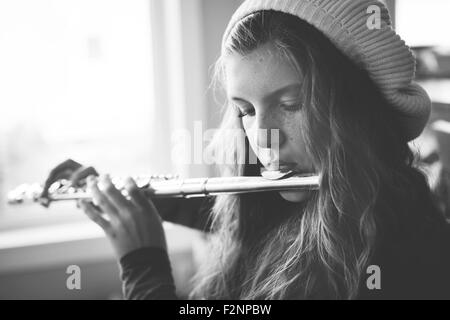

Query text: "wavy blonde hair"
[189, 11, 420, 300]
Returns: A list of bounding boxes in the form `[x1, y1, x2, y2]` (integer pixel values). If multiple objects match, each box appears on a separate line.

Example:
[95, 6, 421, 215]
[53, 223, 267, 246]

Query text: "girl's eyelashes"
[279, 99, 303, 111]
[235, 99, 302, 118]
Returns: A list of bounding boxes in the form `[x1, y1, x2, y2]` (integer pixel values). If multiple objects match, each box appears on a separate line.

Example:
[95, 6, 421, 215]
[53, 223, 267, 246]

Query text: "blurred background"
[0, 0, 449, 299]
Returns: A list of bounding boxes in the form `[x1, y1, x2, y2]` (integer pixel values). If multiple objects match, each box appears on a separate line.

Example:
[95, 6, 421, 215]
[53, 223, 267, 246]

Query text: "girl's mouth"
[266, 161, 298, 172]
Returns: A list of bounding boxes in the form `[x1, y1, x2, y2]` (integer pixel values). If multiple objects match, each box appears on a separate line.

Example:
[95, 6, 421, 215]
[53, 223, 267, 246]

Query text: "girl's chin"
[278, 190, 310, 203]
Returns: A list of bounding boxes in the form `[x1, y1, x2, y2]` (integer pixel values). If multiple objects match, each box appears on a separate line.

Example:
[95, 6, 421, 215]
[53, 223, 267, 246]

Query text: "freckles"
[281, 112, 302, 142]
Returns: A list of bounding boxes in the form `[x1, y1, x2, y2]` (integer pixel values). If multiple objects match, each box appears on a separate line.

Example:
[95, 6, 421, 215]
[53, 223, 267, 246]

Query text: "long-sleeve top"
[119, 196, 214, 300]
[119, 194, 450, 300]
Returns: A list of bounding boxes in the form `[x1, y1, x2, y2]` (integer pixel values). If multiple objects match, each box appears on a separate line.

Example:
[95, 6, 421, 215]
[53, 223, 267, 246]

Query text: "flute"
[7, 170, 320, 206]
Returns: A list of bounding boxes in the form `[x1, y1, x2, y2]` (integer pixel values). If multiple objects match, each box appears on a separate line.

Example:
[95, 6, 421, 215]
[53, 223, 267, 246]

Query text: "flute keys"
[7, 182, 44, 204]
[148, 173, 179, 181]
[48, 181, 63, 194]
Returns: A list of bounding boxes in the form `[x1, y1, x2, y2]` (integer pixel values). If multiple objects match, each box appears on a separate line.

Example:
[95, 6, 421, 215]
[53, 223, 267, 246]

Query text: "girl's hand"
[78, 174, 167, 259]
[39, 159, 98, 207]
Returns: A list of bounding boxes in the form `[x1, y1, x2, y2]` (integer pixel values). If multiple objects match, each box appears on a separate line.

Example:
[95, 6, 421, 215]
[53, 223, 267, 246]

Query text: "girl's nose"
[256, 111, 285, 149]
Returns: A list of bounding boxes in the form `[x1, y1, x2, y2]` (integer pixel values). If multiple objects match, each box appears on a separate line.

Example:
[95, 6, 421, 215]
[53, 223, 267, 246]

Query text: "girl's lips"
[273, 161, 298, 172]
[279, 164, 296, 172]
[263, 162, 299, 173]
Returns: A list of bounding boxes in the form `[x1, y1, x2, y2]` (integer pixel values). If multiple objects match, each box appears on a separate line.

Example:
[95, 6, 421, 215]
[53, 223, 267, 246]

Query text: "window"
[396, 0, 450, 48]
[0, 0, 164, 228]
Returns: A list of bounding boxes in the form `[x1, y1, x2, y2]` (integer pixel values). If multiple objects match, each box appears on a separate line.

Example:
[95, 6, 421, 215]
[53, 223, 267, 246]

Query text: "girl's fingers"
[70, 166, 99, 187]
[99, 174, 132, 213]
[124, 177, 153, 212]
[41, 159, 82, 198]
[78, 199, 111, 231]
[87, 175, 120, 220]
[47, 159, 82, 181]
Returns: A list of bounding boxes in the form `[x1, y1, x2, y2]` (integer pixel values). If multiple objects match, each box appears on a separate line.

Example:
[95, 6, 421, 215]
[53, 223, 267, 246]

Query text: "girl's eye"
[279, 100, 302, 112]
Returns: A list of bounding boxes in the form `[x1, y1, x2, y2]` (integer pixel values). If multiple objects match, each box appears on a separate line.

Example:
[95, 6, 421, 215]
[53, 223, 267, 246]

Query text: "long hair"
[190, 11, 428, 300]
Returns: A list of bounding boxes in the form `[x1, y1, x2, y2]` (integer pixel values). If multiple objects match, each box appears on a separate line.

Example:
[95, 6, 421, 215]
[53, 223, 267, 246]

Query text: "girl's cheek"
[282, 112, 303, 145]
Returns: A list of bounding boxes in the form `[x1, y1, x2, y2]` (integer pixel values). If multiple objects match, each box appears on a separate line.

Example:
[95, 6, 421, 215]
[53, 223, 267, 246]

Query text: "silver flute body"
[7, 172, 320, 205]
[58, 174, 320, 200]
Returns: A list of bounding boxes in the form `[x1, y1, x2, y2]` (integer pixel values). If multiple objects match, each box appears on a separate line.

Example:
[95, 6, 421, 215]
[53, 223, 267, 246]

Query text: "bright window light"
[0, 0, 156, 221]
[396, 0, 450, 48]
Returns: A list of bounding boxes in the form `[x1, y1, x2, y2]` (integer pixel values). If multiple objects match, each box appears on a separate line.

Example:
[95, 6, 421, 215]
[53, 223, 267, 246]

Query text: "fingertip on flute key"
[124, 177, 138, 189]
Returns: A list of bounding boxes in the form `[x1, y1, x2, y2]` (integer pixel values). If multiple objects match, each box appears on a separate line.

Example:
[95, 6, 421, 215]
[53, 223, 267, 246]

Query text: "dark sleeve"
[152, 196, 215, 232]
[119, 247, 178, 300]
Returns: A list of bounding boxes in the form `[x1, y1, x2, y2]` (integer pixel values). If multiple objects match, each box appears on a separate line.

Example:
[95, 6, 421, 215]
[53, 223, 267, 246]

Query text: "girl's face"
[224, 42, 315, 203]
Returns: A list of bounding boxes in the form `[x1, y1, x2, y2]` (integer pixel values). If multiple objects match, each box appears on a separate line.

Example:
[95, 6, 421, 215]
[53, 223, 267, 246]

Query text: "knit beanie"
[222, 0, 431, 141]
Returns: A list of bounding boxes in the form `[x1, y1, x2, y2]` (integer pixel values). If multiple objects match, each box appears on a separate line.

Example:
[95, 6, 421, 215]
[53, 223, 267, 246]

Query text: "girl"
[42, 0, 450, 299]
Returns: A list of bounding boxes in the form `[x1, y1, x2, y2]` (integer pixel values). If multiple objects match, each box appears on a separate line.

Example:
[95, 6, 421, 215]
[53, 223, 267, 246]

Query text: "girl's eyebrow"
[230, 83, 302, 103]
